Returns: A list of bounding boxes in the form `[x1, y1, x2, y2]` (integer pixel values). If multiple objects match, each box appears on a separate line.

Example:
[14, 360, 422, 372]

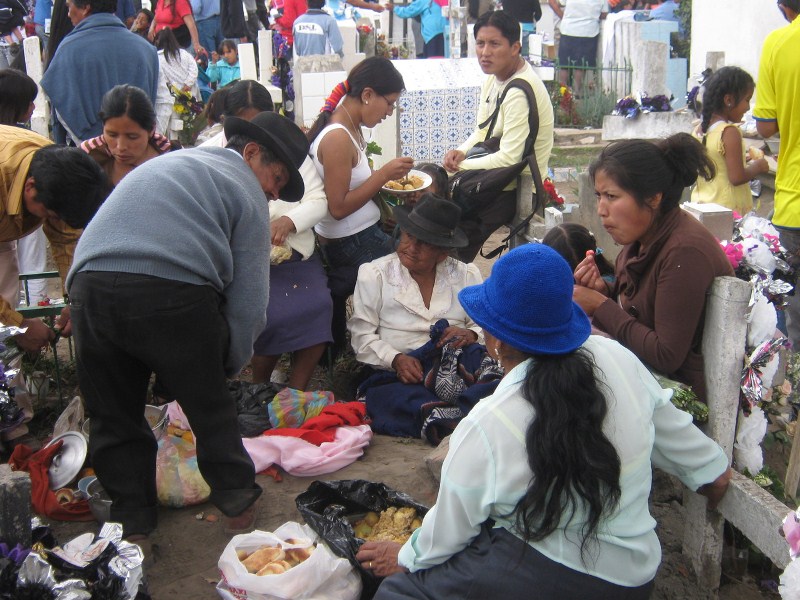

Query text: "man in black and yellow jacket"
[0, 125, 108, 450]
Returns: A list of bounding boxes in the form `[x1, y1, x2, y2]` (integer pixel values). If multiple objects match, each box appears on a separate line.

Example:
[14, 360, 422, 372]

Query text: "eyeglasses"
[380, 95, 398, 110]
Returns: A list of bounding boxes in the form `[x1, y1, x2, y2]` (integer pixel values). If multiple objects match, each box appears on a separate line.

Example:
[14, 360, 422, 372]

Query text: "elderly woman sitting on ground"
[348, 195, 501, 443]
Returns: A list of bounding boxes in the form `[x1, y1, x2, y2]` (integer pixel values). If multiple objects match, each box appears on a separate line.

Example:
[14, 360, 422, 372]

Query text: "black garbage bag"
[227, 380, 279, 437]
[295, 480, 429, 600]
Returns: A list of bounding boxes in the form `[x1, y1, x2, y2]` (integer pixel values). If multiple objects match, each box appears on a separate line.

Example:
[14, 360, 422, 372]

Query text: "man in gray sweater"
[64, 112, 308, 544]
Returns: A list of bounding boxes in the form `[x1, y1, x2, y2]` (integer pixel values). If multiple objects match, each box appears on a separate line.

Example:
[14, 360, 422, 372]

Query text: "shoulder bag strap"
[478, 78, 548, 259]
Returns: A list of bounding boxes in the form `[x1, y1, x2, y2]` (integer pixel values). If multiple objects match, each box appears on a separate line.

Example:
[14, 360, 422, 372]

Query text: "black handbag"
[171, 23, 191, 47]
[448, 78, 547, 223]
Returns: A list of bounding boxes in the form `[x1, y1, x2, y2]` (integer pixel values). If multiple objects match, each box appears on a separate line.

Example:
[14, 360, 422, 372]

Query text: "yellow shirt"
[456, 61, 554, 189]
[0, 125, 82, 326]
[691, 122, 752, 215]
[753, 17, 800, 227]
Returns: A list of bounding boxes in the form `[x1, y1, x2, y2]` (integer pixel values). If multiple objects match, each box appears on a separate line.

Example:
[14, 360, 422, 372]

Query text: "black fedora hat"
[393, 194, 468, 249]
[224, 112, 309, 202]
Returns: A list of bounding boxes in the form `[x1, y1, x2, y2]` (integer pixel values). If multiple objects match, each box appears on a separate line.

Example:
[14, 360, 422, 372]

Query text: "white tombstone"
[238, 42, 258, 81]
[682, 202, 734, 243]
[23, 37, 48, 138]
[256, 30, 283, 107]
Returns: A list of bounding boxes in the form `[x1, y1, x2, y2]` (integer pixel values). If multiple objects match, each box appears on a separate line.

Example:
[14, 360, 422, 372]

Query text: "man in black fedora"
[62, 112, 309, 545]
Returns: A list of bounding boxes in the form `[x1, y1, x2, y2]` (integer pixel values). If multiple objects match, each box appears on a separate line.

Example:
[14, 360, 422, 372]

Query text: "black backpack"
[448, 78, 546, 225]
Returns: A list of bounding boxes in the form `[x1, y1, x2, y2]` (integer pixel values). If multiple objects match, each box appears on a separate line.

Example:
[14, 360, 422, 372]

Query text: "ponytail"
[307, 80, 349, 143]
[322, 80, 349, 113]
[514, 350, 621, 562]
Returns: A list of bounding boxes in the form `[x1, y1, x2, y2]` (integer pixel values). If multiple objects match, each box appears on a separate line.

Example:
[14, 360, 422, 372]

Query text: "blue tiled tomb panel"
[412, 112, 429, 128]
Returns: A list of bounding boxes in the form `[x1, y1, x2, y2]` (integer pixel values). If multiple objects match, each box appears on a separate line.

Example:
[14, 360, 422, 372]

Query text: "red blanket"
[9, 441, 94, 521]
[262, 402, 368, 446]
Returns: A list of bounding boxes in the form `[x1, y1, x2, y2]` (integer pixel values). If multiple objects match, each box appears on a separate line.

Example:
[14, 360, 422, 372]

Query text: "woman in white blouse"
[356, 243, 732, 599]
[348, 195, 484, 438]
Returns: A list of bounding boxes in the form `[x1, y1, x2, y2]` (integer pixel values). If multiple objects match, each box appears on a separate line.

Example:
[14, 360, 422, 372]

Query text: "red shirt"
[154, 0, 192, 32]
[274, 0, 308, 45]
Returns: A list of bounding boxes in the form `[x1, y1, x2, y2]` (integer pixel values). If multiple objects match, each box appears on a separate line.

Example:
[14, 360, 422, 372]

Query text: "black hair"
[203, 87, 231, 125]
[29, 146, 110, 228]
[514, 349, 621, 562]
[699, 66, 755, 134]
[541, 223, 615, 277]
[71, 0, 117, 14]
[218, 39, 238, 56]
[473, 10, 521, 46]
[155, 27, 182, 63]
[222, 79, 273, 117]
[225, 134, 279, 165]
[136, 8, 153, 21]
[0, 69, 38, 125]
[98, 85, 157, 132]
[779, 0, 800, 12]
[307, 56, 404, 143]
[414, 163, 449, 199]
[308, 0, 325, 9]
[44, 0, 74, 70]
[588, 133, 715, 216]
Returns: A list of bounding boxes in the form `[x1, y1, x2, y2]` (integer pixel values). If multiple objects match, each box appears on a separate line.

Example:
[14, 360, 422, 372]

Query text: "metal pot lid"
[45, 431, 88, 489]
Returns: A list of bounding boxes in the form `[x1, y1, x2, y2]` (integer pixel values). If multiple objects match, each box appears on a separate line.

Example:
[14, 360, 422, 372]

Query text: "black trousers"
[70, 272, 261, 535]
[456, 190, 517, 263]
[376, 524, 655, 600]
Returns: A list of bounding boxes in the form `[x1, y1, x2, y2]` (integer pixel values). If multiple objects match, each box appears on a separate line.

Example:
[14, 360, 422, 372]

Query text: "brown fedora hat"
[224, 112, 309, 202]
[393, 194, 468, 249]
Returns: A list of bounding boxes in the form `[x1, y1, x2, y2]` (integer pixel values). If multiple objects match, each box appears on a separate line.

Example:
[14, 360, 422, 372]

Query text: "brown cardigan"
[592, 208, 734, 403]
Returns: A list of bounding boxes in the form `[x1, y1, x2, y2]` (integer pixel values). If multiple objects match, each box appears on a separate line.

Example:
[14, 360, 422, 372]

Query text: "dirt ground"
[45, 420, 777, 599]
[40, 222, 781, 600]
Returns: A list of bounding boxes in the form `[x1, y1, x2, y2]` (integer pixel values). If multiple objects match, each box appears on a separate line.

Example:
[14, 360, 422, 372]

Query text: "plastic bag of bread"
[217, 521, 362, 600]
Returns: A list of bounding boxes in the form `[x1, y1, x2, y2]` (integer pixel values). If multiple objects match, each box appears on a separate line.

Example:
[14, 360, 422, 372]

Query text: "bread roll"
[241, 546, 285, 573]
[749, 146, 765, 160]
[285, 545, 314, 565]
[256, 560, 290, 576]
[236, 549, 250, 561]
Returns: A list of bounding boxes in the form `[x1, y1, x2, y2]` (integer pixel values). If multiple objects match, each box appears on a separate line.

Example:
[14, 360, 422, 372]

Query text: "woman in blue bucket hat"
[356, 243, 732, 599]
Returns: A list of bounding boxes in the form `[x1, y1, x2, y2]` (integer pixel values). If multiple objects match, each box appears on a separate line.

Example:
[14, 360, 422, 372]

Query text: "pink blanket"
[165, 402, 373, 476]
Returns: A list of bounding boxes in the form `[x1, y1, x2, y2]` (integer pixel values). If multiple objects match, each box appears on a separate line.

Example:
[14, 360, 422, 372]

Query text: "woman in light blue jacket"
[385, 0, 446, 57]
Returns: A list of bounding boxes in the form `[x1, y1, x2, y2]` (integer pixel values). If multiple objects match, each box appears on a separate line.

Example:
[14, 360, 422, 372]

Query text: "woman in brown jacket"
[572, 133, 734, 403]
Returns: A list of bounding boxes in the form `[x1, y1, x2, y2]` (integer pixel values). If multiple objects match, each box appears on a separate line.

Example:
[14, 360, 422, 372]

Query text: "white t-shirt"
[559, 0, 609, 38]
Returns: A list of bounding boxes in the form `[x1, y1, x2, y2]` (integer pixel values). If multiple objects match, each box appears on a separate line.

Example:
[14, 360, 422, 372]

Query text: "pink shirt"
[154, 0, 192, 32]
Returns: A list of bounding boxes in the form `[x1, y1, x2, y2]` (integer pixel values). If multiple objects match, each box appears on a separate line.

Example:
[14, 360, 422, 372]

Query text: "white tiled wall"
[299, 70, 347, 128]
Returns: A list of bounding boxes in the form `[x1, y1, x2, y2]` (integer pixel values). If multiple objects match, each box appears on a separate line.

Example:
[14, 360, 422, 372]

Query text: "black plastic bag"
[227, 380, 279, 437]
[296, 480, 428, 600]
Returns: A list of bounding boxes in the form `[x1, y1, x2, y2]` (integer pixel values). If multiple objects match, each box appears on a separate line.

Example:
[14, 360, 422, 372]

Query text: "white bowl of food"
[381, 170, 433, 195]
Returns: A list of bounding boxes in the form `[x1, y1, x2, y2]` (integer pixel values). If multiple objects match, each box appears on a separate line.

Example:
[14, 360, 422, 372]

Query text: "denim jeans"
[196, 14, 223, 54]
[776, 226, 800, 348]
[70, 272, 261, 535]
[319, 223, 393, 355]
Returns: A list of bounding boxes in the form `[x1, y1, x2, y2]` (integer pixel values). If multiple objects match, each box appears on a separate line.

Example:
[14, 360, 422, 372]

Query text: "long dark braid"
[514, 350, 621, 562]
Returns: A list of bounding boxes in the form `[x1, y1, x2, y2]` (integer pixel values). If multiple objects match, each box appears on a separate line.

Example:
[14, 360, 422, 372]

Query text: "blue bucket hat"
[458, 244, 591, 355]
